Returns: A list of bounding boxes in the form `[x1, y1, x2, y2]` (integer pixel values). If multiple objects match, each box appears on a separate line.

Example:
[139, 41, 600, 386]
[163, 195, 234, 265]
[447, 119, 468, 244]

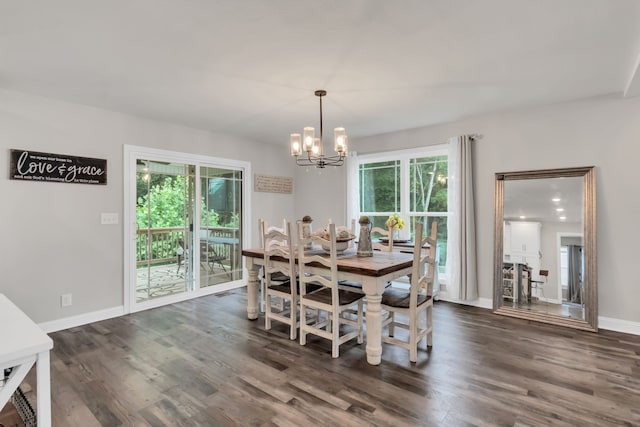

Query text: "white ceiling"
[1, 0, 640, 145]
[504, 176, 583, 223]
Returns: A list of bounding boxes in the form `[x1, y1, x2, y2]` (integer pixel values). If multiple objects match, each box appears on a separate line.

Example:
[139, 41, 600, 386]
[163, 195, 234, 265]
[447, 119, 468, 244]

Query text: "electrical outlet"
[61, 293, 73, 307]
[101, 213, 119, 225]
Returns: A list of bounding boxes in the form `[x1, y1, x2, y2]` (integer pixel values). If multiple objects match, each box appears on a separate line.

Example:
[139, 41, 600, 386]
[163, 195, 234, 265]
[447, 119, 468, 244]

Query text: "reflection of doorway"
[124, 146, 250, 313]
[558, 233, 584, 305]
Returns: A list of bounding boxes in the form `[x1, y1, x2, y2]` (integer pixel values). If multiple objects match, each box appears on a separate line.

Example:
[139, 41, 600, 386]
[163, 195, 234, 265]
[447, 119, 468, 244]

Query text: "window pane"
[359, 161, 400, 213]
[368, 216, 390, 237]
[199, 166, 243, 288]
[410, 155, 448, 212]
[410, 215, 448, 274]
[135, 160, 192, 303]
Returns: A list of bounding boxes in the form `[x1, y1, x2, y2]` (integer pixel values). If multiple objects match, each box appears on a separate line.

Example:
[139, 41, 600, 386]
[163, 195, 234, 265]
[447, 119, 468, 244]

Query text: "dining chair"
[262, 221, 299, 340]
[347, 218, 356, 249]
[335, 218, 367, 294]
[200, 240, 228, 274]
[380, 221, 437, 362]
[298, 222, 365, 358]
[258, 218, 286, 248]
[371, 225, 394, 252]
[258, 218, 289, 312]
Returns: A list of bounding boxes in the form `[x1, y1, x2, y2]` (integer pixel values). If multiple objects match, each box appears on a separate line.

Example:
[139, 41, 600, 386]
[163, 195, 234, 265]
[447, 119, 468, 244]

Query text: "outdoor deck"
[136, 226, 241, 302]
[136, 260, 238, 302]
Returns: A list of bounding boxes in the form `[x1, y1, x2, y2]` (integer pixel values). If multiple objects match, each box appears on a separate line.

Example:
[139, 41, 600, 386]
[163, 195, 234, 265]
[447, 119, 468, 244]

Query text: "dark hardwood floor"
[5, 288, 640, 426]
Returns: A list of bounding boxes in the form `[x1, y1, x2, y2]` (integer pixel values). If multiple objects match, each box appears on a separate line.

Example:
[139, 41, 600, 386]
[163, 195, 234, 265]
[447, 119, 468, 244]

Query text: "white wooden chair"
[262, 221, 299, 340]
[371, 225, 393, 252]
[298, 223, 365, 358]
[337, 218, 366, 293]
[258, 218, 286, 247]
[346, 218, 356, 249]
[380, 221, 437, 362]
[258, 218, 288, 312]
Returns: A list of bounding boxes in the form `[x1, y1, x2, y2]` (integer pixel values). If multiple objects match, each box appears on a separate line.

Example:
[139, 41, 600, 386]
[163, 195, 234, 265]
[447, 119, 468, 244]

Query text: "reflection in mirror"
[503, 176, 584, 318]
[494, 167, 596, 331]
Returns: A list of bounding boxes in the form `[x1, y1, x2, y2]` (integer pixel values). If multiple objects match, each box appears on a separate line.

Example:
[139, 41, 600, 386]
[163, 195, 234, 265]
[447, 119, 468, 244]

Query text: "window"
[354, 146, 449, 273]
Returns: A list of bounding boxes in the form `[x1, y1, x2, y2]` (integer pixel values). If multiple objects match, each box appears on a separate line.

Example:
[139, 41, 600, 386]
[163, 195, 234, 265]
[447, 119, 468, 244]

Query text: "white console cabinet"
[504, 221, 542, 296]
[1, 294, 53, 426]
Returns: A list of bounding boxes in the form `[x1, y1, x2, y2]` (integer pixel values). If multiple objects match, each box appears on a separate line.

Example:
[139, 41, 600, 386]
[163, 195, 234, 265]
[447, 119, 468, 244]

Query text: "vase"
[357, 216, 373, 257]
[302, 222, 312, 249]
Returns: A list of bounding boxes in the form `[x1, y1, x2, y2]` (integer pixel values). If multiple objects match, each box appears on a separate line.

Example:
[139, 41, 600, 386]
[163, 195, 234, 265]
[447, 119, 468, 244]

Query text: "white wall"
[331, 94, 640, 323]
[293, 165, 347, 229]
[0, 89, 294, 323]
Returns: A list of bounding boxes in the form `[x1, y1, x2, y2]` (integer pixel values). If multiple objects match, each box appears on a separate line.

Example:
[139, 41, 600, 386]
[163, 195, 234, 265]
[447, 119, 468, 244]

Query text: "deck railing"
[136, 226, 240, 267]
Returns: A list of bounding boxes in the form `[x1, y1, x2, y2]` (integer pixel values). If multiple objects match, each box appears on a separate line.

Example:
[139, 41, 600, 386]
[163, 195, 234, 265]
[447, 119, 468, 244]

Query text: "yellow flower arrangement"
[385, 214, 405, 231]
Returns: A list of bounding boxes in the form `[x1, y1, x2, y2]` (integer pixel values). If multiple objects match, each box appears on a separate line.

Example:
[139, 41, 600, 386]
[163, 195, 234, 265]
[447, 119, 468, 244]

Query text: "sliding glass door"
[125, 146, 250, 312]
[198, 166, 243, 288]
[136, 160, 194, 303]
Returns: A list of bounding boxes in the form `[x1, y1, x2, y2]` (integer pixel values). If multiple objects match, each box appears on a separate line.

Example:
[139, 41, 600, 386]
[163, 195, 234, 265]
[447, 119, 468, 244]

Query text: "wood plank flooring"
[4, 289, 640, 426]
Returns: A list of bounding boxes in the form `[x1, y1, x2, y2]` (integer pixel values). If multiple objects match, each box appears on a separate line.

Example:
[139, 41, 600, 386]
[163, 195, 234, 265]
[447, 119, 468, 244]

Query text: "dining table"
[242, 247, 414, 365]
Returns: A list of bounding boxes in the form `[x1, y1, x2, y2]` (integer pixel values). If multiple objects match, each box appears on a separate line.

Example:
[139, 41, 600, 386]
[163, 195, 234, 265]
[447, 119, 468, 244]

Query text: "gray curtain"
[567, 245, 583, 304]
[446, 135, 478, 300]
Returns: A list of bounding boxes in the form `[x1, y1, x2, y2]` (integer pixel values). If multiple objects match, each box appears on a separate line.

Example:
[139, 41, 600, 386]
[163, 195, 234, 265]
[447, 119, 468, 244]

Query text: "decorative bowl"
[320, 237, 354, 254]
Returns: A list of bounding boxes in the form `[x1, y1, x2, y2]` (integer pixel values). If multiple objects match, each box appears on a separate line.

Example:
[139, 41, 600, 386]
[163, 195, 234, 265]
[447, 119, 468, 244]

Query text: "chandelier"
[290, 90, 348, 168]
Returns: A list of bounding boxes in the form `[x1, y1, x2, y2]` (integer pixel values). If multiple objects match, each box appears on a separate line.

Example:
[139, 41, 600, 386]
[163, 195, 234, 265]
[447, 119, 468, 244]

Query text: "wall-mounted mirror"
[493, 166, 597, 331]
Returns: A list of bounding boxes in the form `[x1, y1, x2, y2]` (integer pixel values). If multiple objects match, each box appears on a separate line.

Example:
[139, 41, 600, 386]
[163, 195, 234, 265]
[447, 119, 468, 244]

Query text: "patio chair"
[177, 239, 187, 274]
[200, 241, 228, 274]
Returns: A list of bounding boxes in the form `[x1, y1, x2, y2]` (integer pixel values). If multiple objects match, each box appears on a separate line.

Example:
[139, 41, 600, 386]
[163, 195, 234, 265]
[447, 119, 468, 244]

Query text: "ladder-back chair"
[297, 223, 365, 358]
[380, 221, 437, 362]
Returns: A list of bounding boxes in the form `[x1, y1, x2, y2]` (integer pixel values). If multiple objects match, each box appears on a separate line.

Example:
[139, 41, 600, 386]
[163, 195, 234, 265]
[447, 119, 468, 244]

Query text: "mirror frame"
[493, 166, 597, 331]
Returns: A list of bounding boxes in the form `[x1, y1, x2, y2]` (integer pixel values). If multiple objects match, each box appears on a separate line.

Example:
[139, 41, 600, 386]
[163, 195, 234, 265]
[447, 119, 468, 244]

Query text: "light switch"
[101, 213, 119, 225]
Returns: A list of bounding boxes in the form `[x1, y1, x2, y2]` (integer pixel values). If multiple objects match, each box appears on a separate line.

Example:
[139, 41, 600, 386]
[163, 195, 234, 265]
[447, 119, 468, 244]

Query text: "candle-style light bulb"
[290, 133, 302, 156]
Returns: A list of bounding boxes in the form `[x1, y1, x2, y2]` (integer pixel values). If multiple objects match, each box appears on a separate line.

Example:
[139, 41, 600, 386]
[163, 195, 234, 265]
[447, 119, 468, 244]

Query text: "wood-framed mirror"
[493, 166, 597, 331]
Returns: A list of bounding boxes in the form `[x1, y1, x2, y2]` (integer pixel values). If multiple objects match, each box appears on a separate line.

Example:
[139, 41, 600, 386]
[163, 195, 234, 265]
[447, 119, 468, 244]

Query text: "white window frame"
[123, 145, 251, 314]
[356, 145, 450, 223]
[352, 144, 450, 273]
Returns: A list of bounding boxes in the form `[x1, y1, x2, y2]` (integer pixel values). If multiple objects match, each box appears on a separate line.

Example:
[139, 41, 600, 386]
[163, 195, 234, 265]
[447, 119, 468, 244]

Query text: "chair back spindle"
[371, 226, 393, 252]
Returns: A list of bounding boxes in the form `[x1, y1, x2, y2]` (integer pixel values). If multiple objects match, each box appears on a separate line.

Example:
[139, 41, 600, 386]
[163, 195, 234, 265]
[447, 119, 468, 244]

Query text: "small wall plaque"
[10, 149, 107, 185]
[254, 174, 293, 194]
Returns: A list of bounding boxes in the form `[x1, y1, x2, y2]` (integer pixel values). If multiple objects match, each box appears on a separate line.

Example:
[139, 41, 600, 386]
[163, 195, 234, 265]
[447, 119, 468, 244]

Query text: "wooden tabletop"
[242, 247, 413, 277]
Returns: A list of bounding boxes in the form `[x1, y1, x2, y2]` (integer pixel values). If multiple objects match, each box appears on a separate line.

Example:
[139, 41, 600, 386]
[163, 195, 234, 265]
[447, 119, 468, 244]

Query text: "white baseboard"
[37, 291, 640, 337]
[437, 292, 640, 336]
[598, 316, 640, 335]
[38, 305, 125, 333]
[436, 291, 493, 309]
[38, 282, 246, 332]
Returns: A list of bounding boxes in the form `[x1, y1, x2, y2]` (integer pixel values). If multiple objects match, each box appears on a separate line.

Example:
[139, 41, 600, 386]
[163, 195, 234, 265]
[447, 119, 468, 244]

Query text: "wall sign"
[10, 149, 107, 185]
[254, 174, 293, 194]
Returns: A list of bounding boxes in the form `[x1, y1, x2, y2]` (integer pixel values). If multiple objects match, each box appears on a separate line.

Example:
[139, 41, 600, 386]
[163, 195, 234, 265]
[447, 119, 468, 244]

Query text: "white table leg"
[36, 350, 52, 427]
[364, 294, 383, 365]
[246, 261, 260, 320]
